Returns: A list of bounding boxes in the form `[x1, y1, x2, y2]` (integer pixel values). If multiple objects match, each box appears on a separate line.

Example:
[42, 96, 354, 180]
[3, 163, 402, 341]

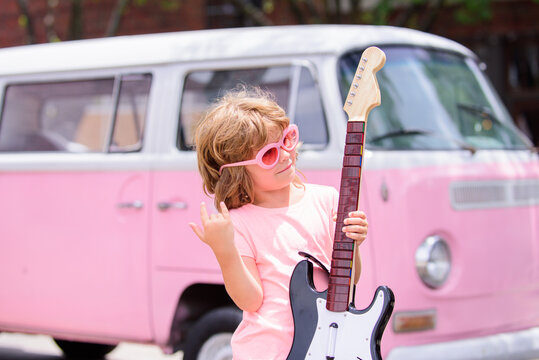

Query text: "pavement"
[0, 333, 179, 360]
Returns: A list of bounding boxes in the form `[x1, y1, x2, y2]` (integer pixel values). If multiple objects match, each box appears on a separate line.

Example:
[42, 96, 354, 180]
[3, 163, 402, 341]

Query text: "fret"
[328, 293, 350, 304]
[331, 259, 353, 268]
[332, 250, 354, 260]
[347, 122, 365, 132]
[346, 133, 364, 144]
[328, 284, 351, 294]
[333, 240, 354, 249]
[331, 267, 353, 277]
[338, 203, 357, 215]
[344, 144, 362, 155]
[339, 199, 359, 211]
[341, 167, 361, 178]
[340, 177, 360, 188]
[343, 155, 362, 167]
[329, 276, 352, 285]
[327, 293, 349, 303]
[333, 232, 354, 243]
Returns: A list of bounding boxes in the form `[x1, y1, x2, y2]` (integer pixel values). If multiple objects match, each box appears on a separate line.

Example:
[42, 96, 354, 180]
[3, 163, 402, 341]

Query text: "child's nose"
[279, 146, 292, 161]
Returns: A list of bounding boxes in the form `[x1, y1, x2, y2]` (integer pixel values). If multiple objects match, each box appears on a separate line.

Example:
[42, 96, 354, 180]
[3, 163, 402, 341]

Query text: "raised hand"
[189, 201, 235, 255]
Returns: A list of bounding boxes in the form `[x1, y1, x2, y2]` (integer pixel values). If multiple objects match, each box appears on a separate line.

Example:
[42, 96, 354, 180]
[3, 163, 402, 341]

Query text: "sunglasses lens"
[261, 147, 279, 166]
[283, 128, 298, 150]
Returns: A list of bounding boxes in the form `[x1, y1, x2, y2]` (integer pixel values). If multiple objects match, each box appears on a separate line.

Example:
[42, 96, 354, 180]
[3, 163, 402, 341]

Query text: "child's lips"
[277, 163, 293, 174]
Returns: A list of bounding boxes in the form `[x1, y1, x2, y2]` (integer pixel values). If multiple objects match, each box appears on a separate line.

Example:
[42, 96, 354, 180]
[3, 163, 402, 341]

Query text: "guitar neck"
[326, 46, 385, 313]
[327, 121, 366, 312]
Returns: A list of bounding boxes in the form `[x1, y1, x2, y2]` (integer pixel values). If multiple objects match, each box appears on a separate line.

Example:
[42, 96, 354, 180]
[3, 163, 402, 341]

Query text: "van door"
[0, 74, 154, 340]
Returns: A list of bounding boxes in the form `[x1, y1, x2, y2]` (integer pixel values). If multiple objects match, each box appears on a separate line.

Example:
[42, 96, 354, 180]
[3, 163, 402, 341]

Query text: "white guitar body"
[287, 260, 394, 360]
[306, 290, 390, 360]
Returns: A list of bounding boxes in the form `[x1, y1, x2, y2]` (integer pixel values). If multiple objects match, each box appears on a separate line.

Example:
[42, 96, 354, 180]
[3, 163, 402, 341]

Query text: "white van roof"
[0, 25, 475, 76]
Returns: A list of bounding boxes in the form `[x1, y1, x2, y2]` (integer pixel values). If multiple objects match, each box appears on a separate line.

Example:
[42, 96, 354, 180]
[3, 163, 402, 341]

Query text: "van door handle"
[157, 201, 188, 211]
[117, 200, 144, 209]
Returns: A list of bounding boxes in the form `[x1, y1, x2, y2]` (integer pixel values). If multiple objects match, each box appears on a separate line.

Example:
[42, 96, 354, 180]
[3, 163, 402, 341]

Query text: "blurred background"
[0, 0, 538, 146]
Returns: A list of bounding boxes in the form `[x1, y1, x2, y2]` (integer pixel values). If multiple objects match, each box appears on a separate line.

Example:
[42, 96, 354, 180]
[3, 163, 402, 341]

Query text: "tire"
[182, 306, 242, 360]
[53, 339, 117, 359]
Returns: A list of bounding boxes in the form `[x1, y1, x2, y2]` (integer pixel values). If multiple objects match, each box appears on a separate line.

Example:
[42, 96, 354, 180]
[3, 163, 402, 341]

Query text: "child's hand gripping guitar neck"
[287, 46, 395, 360]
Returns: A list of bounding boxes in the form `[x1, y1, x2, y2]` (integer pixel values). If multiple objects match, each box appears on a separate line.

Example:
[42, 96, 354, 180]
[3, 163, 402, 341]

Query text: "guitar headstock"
[343, 46, 386, 123]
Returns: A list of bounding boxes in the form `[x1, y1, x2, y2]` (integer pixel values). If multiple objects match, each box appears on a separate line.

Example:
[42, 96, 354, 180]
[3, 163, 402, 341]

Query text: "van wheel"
[53, 339, 117, 359]
[182, 307, 242, 360]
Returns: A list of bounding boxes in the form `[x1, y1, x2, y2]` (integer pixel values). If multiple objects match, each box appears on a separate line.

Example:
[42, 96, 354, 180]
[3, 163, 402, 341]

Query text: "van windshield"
[339, 47, 531, 150]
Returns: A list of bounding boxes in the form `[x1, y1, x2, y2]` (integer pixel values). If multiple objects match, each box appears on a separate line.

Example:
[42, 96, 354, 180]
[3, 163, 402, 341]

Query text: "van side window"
[0, 74, 151, 153]
[111, 74, 152, 153]
[178, 65, 327, 150]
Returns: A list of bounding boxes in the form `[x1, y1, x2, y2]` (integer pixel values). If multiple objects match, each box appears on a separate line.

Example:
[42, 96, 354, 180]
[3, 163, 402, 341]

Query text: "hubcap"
[196, 333, 233, 360]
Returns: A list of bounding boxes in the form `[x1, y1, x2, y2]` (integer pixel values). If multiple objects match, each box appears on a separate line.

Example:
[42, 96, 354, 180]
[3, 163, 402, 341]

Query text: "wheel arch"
[168, 283, 237, 352]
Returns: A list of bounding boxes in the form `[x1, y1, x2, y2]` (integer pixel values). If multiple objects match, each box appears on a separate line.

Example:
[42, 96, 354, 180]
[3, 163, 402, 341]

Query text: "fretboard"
[327, 121, 365, 312]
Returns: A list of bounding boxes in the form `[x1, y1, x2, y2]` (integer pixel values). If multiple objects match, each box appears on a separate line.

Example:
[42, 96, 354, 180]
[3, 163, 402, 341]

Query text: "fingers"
[195, 201, 230, 228]
[343, 211, 367, 225]
[200, 202, 209, 224]
[344, 231, 367, 245]
[220, 201, 230, 219]
[347, 210, 366, 219]
[342, 225, 367, 238]
[342, 210, 368, 243]
[191, 201, 231, 247]
[189, 222, 204, 240]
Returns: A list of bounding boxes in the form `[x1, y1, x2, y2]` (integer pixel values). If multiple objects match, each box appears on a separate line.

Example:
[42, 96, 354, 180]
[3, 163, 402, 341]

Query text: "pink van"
[0, 25, 538, 359]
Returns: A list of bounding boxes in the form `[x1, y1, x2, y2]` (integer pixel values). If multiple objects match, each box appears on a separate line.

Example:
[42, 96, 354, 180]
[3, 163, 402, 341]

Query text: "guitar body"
[287, 260, 394, 360]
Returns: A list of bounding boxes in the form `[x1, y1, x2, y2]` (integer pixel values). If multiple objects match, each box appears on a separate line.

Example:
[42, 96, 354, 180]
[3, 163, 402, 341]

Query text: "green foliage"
[17, 14, 28, 28]
[364, 0, 493, 28]
[263, 0, 275, 14]
[132, 0, 181, 10]
[454, 0, 493, 24]
[372, 0, 392, 25]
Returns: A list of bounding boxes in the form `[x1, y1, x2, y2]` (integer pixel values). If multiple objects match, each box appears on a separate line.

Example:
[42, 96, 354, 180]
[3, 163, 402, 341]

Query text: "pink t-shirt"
[229, 183, 339, 360]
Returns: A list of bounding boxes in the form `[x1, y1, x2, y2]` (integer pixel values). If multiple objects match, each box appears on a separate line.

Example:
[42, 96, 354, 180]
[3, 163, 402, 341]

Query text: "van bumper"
[386, 326, 539, 360]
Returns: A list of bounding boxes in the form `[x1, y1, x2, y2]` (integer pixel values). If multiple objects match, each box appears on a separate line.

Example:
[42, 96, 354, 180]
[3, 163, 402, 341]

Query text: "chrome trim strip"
[450, 179, 539, 210]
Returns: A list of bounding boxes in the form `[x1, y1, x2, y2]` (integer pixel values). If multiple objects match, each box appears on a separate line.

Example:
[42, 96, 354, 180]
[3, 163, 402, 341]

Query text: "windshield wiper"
[369, 129, 431, 143]
[456, 103, 506, 126]
[369, 128, 477, 154]
[457, 103, 537, 153]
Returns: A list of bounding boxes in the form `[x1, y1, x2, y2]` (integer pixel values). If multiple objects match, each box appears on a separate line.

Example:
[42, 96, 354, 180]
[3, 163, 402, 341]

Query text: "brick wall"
[0, 0, 206, 48]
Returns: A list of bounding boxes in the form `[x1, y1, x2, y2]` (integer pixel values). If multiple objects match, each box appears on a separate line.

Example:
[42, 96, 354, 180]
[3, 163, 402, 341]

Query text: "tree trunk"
[69, 0, 83, 40]
[289, 0, 307, 24]
[349, 0, 363, 24]
[15, 0, 36, 44]
[106, 0, 130, 37]
[421, 0, 446, 32]
[229, 0, 273, 26]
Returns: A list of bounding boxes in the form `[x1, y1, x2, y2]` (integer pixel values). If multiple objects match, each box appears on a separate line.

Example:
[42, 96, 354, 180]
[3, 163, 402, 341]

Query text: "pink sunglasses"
[219, 124, 299, 174]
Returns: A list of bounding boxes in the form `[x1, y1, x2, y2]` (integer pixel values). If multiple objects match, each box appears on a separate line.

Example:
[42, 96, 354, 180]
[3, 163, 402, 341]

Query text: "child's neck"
[252, 183, 304, 208]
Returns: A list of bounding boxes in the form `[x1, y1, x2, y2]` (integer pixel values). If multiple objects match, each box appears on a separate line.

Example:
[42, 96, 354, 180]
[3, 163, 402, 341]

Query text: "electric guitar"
[287, 47, 395, 360]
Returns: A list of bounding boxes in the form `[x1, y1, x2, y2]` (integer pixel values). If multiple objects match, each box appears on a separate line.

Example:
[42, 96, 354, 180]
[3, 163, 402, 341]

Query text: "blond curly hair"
[194, 87, 301, 210]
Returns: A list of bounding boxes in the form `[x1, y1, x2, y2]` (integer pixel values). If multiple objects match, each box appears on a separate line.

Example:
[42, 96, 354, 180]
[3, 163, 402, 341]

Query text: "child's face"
[245, 127, 297, 194]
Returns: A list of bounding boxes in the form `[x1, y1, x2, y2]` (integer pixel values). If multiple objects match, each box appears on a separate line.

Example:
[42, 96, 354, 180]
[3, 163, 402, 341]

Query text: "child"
[189, 87, 368, 360]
